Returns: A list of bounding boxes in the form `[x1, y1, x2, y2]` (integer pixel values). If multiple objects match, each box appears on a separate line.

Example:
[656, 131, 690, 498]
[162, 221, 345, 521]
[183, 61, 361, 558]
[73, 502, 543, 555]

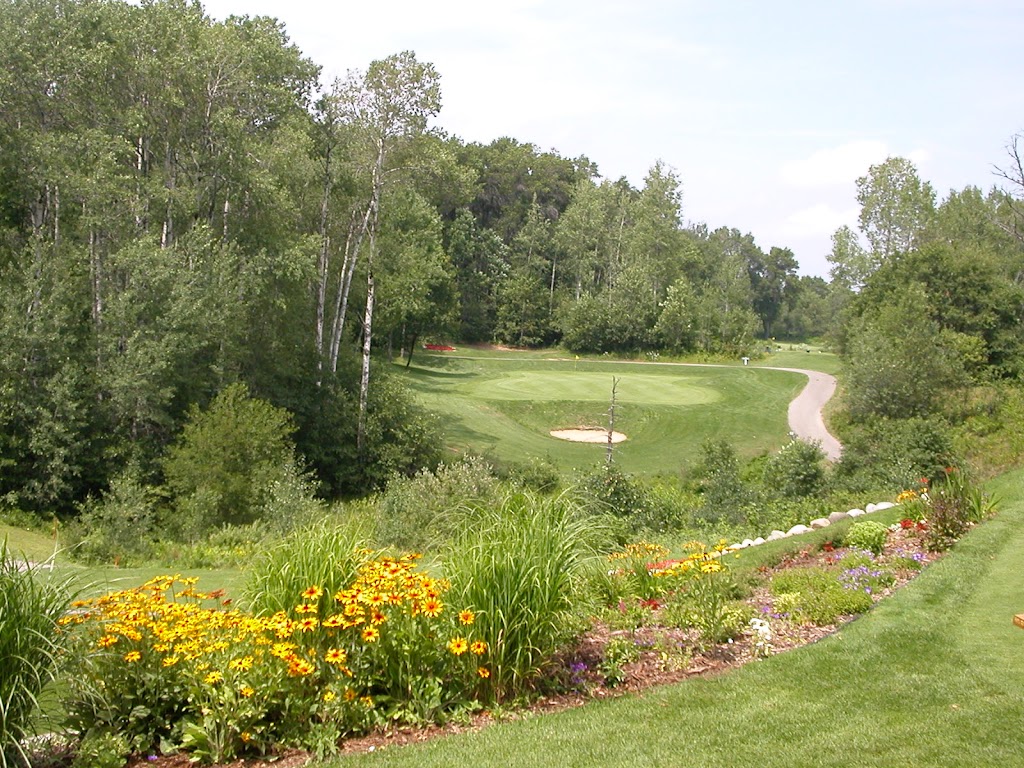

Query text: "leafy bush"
[762, 438, 826, 499]
[579, 466, 693, 535]
[66, 469, 158, 565]
[925, 467, 997, 551]
[162, 383, 304, 539]
[770, 567, 874, 625]
[696, 439, 756, 527]
[0, 543, 72, 768]
[372, 457, 501, 551]
[831, 417, 958, 493]
[844, 520, 889, 556]
[443, 491, 606, 701]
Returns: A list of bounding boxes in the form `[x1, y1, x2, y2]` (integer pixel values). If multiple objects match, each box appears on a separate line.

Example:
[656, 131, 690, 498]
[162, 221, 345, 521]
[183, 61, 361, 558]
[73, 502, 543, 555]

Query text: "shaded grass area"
[330, 469, 1024, 768]
[0, 524, 59, 563]
[401, 356, 807, 476]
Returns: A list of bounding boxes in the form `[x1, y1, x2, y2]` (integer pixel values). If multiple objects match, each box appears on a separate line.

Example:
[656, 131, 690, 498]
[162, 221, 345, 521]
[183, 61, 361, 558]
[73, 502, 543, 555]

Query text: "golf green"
[400, 356, 807, 477]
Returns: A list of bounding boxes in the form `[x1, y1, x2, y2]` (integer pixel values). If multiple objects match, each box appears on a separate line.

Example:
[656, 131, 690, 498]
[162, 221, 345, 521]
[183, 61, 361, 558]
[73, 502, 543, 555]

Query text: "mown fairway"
[398, 354, 808, 476]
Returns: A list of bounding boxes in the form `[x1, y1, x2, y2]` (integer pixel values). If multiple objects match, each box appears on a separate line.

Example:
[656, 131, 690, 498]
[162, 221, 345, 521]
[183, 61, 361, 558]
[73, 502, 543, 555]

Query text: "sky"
[201, 0, 1024, 277]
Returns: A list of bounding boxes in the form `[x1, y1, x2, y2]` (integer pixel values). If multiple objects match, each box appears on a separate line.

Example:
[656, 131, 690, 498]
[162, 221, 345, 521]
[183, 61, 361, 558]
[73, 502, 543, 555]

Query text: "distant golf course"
[398, 349, 836, 476]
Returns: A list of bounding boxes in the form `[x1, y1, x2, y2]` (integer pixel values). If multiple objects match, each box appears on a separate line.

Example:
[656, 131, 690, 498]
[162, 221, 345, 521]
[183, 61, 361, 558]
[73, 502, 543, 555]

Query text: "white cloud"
[782, 203, 859, 239]
[780, 141, 890, 187]
[780, 141, 932, 188]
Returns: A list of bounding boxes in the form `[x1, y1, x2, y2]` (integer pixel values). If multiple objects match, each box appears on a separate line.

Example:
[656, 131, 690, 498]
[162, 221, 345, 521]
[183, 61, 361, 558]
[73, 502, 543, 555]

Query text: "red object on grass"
[423, 343, 456, 351]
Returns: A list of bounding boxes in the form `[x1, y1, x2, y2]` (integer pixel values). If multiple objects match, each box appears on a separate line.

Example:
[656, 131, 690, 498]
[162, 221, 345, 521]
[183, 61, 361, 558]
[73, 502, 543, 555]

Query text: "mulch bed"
[45, 527, 942, 767]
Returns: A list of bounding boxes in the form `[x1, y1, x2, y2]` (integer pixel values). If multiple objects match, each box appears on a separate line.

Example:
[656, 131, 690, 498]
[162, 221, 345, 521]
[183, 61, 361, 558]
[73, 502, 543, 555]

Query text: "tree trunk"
[356, 260, 375, 454]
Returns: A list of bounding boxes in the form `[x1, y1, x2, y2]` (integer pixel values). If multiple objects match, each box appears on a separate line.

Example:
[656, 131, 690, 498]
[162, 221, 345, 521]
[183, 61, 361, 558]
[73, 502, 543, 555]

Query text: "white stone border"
[725, 501, 898, 551]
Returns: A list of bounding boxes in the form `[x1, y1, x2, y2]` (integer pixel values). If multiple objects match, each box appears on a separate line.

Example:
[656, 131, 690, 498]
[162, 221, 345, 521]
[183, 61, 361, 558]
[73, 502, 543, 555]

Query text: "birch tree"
[332, 51, 441, 452]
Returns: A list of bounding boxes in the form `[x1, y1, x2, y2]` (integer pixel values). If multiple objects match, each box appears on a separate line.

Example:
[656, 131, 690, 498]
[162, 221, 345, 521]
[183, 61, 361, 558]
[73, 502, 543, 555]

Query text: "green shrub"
[844, 520, 889, 555]
[831, 417, 957, 493]
[162, 383, 303, 539]
[443, 491, 606, 701]
[770, 567, 874, 625]
[762, 439, 826, 499]
[66, 469, 157, 565]
[925, 467, 997, 551]
[372, 457, 501, 551]
[0, 543, 72, 768]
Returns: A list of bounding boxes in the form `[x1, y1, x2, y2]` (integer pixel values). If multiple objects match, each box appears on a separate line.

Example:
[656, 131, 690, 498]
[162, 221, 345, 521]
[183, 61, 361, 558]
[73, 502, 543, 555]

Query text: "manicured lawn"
[0, 523, 59, 563]
[329, 468, 1024, 768]
[399, 355, 808, 476]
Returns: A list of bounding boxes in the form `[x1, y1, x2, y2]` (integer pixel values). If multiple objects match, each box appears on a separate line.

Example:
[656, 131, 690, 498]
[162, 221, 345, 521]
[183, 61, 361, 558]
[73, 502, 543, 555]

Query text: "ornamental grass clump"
[443, 491, 605, 702]
[0, 543, 72, 768]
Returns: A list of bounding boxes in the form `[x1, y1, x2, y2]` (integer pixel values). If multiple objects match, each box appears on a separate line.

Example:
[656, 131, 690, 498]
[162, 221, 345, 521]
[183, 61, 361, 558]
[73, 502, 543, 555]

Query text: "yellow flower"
[229, 656, 255, 671]
[421, 598, 443, 618]
[302, 585, 324, 600]
[448, 637, 468, 656]
[204, 671, 223, 685]
[239, 686, 255, 698]
[162, 656, 180, 668]
[470, 640, 487, 655]
[324, 648, 348, 665]
[458, 609, 475, 625]
[361, 626, 380, 643]
[96, 635, 118, 648]
[124, 651, 142, 663]
[323, 690, 336, 703]
[287, 658, 314, 677]
[477, 666, 490, 679]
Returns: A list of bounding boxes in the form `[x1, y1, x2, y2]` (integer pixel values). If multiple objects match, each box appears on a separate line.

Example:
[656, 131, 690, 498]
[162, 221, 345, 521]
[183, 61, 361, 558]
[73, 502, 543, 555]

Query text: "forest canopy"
[1, 0, 1022, 520]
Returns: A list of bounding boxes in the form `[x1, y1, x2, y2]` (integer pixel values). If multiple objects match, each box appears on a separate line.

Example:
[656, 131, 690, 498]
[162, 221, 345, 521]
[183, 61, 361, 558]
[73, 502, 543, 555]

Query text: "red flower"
[900, 519, 915, 530]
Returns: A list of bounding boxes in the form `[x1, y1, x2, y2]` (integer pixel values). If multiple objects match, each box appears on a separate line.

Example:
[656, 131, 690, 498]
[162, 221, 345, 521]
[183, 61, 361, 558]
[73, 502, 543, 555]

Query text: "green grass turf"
[400, 355, 809, 476]
[0, 523, 60, 563]
[325, 467, 1024, 768]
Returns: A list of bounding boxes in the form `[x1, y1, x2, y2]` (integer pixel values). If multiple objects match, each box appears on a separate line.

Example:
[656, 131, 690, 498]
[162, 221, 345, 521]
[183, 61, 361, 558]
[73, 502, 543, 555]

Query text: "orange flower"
[422, 598, 443, 618]
[302, 585, 324, 600]
[470, 640, 487, 655]
[477, 666, 490, 679]
[458, 609, 475, 625]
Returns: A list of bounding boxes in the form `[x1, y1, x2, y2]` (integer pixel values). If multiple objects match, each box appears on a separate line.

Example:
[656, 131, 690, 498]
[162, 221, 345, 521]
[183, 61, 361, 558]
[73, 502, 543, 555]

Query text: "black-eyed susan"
[470, 640, 487, 655]
[448, 637, 468, 655]
[361, 626, 380, 643]
[458, 609, 475, 625]
[324, 648, 348, 665]
[301, 585, 324, 600]
[477, 666, 490, 679]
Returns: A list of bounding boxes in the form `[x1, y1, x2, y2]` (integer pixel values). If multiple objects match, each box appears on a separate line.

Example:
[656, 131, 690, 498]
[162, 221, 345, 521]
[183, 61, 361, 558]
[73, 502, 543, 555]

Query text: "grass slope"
[331, 469, 1024, 768]
[400, 356, 807, 476]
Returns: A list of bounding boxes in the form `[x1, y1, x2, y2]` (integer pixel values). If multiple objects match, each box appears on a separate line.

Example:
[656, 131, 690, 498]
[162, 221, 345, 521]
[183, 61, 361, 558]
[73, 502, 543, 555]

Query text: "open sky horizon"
[202, 0, 1024, 278]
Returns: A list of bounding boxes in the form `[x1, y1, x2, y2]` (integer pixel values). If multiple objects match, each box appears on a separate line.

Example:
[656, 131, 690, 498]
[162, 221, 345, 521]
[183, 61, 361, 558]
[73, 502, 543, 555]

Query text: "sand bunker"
[550, 428, 627, 444]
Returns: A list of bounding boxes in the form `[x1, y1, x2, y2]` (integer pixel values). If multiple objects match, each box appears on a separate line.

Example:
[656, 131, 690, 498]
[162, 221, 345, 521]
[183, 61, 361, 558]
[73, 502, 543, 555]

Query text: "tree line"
[1, 0, 1022, 521]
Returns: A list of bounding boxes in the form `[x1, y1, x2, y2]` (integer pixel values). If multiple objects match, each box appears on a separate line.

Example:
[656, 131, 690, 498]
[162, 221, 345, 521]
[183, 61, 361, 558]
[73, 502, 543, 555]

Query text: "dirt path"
[763, 367, 842, 460]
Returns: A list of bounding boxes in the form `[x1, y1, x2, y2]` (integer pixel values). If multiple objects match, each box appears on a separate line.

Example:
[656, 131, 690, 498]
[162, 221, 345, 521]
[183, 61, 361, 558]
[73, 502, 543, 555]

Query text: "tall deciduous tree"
[856, 156, 936, 262]
[332, 51, 441, 452]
